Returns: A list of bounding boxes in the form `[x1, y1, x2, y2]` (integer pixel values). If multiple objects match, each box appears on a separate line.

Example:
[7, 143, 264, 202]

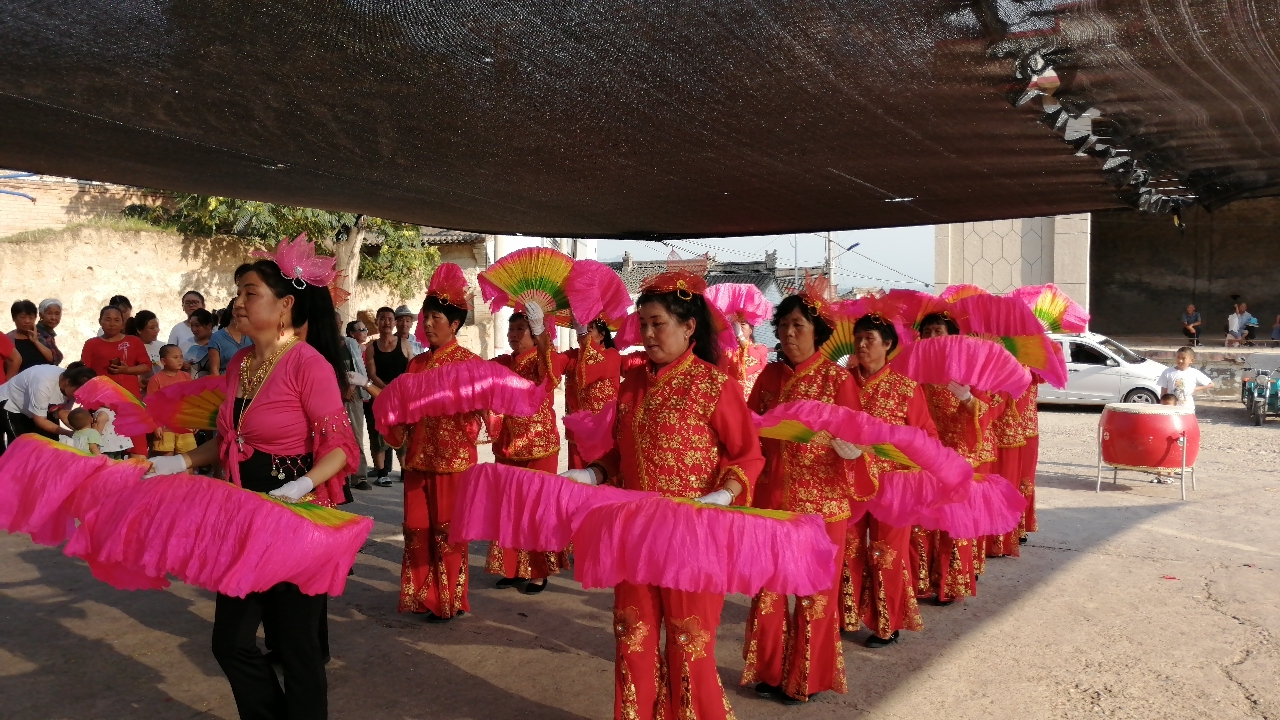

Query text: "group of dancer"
[371, 258, 1044, 719]
[1, 233, 1057, 720]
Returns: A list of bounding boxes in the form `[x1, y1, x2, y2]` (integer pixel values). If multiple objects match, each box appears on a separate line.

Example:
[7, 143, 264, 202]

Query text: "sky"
[595, 224, 936, 294]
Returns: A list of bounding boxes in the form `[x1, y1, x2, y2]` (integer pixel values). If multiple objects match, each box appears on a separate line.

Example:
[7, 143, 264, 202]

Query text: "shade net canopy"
[0, 0, 1276, 237]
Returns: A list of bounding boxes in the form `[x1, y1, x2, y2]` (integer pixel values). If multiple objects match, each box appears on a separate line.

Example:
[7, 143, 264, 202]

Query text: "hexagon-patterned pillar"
[933, 214, 1090, 309]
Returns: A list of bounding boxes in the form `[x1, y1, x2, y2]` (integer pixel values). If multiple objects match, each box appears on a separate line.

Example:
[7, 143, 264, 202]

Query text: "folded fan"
[1008, 283, 1090, 333]
[74, 376, 158, 435]
[573, 496, 839, 597]
[372, 359, 547, 436]
[704, 283, 774, 327]
[449, 463, 654, 551]
[566, 259, 633, 329]
[64, 474, 373, 597]
[562, 400, 616, 464]
[753, 401, 974, 506]
[0, 434, 117, 545]
[889, 334, 1031, 395]
[146, 374, 228, 432]
[478, 246, 574, 314]
[949, 294, 1068, 389]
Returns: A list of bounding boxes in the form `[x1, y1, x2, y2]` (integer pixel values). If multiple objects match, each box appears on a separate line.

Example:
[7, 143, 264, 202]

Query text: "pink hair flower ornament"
[252, 234, 338, 289]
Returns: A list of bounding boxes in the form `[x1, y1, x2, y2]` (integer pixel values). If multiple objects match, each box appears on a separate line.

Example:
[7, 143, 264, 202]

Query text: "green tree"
[124, 195, 439, 310]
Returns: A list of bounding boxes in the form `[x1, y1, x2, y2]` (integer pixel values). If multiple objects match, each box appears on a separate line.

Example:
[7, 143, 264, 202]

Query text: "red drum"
[1100, 403, 1200, 469]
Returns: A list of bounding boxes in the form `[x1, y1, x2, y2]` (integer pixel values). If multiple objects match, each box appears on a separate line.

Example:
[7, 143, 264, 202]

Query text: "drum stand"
[1096, 428, 1196, 501]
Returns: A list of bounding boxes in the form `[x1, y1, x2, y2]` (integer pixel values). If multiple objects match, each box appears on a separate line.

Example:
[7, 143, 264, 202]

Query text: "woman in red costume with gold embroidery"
[385, 264, 481, 623]
[563, 317, 621, 470]
[988, 378, 1039, 556]
[560, 270, 764, 720]
[740, 289, 863, 705]
[915, 312, 998, 603]
[486, 305, 570, 594]
[841, 313, 936, 648]
[727, 317, 770, 400]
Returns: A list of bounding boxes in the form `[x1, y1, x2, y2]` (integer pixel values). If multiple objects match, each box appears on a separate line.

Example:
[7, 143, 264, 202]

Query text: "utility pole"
[824, 231, 833, 279]
[792, 234, 799, 289]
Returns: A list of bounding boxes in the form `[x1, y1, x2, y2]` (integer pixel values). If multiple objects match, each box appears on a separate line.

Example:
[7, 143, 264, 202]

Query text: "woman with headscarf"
[36, 298, 64, 366]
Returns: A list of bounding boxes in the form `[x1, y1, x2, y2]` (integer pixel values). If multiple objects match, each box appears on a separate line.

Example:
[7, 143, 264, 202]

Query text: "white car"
[1038, 332, 1169, 405]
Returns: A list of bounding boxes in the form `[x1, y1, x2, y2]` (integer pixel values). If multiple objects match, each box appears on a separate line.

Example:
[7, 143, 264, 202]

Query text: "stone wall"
[0, 177, 168, 237]
[0, 227, 451, 362]
[1091, 198, 1280, 338]
[934, 213, 1091, 308]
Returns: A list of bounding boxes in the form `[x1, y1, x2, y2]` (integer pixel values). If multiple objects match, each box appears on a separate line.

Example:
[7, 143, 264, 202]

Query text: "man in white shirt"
[167, 290, 205, 353]
[1158, 347, 1214, 409]
[1, 364, 75, 445]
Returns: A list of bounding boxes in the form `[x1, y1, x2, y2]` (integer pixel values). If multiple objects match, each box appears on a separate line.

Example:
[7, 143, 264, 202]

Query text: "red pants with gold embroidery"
[983, 440, 1034, 558]
[613, 582, 731, 720]
[742, 519, 848, 701]
[910, 527, 935, 599]
[932, 532, 977, 601]
[487, 455, 569, 580]
[400, 469, 470, 618]
[842, 510, 922, 637]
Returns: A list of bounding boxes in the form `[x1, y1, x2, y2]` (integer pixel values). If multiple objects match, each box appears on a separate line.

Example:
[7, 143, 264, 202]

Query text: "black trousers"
[2, 410, 51, 455]
[212, 583, 328, 720]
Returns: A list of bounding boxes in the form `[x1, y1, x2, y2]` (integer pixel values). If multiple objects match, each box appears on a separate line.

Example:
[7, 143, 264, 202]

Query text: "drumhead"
[1103, 402, 1195, 416]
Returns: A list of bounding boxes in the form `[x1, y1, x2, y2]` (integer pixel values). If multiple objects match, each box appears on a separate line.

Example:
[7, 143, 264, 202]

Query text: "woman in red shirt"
[80, 305, 152, 456]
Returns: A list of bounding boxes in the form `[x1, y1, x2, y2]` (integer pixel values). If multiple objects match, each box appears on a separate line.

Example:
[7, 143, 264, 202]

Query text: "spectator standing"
[97, 295, 135, 337]
[394, 305, 425, 356]
[207, 314, 253, 376]
[183, 309, 216, 378]
[0, 362, 97, 451]
[365, 306, 410, 485]
[8, 300, 56, 372]
[36, 299, 64, 365]
[168, 290, 206, 353]
[1271, 315, 1280, 346]
[147, 344, 197, 459]
[1180, 304, 1202, 346]
[131, 310, 165, 376]
[81, 306, 151, 458]
[1158, 346, 1214, 410]
[342, 318, 373, 490]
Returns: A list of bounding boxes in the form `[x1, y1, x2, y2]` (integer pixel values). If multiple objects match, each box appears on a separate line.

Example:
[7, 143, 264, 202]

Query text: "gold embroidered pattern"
[770, 358, 857, 520]
[991, 392, 1026, 449]
[869, 540, 898, 569]
[670, 616, 710, 661]
[405, 341, 482, 473]
[922, 384, 996, 467]
[800, 593, 827, 620]
[614, 606, 650, 655]
[1019, 384, 1040, 438]
[627, 354, 729, 498]
[758, 591, 779, 616]
[910, 527, 934, 598]
[495, 349, 560, 460]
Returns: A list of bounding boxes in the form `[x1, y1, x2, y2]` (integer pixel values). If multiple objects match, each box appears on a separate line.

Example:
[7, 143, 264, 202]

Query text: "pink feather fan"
[573, 497, 839, 597]
[371, 358, 547, 436]
[890, 334, 1031, 395]
[562, 400, 617, 463]
[449, 463, 654, 551]
[566, 259, 633, 329]
[0, 434, 118, 545]
[867, 471, 1026, 538]
[64, 474, 373, 597]
[704, 283, 774, 326]
[949, 293, 1068, 389]
[74, 376, 158, 435]
[1008, 283, 1090, 333]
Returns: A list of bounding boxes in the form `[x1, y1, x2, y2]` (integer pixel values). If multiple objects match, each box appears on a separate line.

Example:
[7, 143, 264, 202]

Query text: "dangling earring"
[278, 315, 286, 338]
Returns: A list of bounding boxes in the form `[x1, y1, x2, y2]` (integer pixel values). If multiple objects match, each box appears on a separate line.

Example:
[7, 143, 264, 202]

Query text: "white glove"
[573, 321, 590, 336]
[732, 321, 743, 340]
[146, 454, 189, 477]
[523, 303, 546, 336]
[347, 371, 369, 389]
[830, 438, 863, 460]
[269, 476, 316, 502]
[697, 489, 733, 506]
[560, 468, 600, 486]
[947, 381, 973, 402]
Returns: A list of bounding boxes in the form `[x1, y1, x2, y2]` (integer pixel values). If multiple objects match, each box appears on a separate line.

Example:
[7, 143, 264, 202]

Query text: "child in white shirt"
[1158, 347, 1213, 409]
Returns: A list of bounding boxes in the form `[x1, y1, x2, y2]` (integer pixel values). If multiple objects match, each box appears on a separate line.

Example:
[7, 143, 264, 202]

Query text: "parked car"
[1039, 333, 1168, 405]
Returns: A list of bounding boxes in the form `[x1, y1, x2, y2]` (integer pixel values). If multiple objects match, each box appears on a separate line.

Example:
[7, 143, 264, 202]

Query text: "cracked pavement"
[1, 401, 1276, 719]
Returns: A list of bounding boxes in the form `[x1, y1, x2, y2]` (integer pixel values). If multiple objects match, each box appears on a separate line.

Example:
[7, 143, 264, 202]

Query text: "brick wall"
[0, 176, 168, 238]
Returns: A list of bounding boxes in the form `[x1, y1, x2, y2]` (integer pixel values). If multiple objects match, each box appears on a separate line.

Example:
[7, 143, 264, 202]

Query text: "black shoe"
[375, 476, 393, 487]
[495, 577, 524, 589]
[865, 631, 899, 648]
[755, 683, 782, 698]
[1019, 535, 1029, 545]
[423, 611, 453, 624]
[523, 579, 548, 595]
[353, 479, 373, 491]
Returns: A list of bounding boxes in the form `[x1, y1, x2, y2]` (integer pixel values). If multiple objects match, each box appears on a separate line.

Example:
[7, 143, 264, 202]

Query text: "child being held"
[147, 344, 197, 457]
[62, 407, 102, 455]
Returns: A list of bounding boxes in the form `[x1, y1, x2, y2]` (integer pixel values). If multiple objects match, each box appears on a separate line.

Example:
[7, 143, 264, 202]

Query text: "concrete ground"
[2, 400, 1278, 720]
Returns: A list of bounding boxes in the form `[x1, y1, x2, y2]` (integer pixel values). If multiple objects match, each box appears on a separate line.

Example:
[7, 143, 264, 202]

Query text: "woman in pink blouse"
[150, 248, 359, 720]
